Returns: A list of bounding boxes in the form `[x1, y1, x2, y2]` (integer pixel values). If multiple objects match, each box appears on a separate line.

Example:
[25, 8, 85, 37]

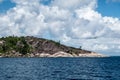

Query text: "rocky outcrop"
[25, 51, 105, 57]
[0, 36, 106, 57]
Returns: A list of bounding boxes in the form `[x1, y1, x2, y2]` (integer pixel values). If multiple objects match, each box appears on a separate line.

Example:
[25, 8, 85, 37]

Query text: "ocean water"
[0, 57, 120, 80]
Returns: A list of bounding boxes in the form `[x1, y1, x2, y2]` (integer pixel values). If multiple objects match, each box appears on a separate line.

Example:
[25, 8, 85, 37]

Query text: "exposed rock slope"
[0, 36, 105, 57]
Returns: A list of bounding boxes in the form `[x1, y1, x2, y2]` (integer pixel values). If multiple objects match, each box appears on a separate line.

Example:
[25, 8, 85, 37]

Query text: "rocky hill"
[0, 36, 105, 57]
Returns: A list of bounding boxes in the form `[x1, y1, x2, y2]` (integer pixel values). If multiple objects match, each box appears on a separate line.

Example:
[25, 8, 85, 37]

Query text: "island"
[0, 36, 105, 57]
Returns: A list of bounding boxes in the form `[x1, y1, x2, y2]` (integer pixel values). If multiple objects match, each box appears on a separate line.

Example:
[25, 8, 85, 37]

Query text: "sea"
[0, 57, 120, 80]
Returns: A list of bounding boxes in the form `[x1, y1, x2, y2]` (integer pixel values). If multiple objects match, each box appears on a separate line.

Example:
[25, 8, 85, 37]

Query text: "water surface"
[0, 57, 120, 80]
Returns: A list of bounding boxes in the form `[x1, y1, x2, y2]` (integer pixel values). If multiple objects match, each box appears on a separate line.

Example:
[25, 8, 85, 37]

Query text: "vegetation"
[55, 40, 61, 47]
[79, 46, 82, 49]
[0, 36, 31, 55]
[0, 36, 98, 57]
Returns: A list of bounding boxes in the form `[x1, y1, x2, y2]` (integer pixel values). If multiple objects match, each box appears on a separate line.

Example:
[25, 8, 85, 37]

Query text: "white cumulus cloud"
[0, 0, 120, 55]
[51, 0, 97, 10]
[0, 0, 3, 3]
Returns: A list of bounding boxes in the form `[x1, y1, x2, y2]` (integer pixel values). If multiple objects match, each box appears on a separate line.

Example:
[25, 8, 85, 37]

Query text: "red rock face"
[0, 36, 105, 57]
[25, 36, 92, 55]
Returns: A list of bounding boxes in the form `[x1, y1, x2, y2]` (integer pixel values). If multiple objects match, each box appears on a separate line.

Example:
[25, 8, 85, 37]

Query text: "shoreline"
[0, 51, 107, 58]
[0, 36, 107, 58]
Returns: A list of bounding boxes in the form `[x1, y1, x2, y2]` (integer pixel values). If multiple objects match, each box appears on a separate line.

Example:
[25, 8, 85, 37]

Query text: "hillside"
[0, 36, 105, 57]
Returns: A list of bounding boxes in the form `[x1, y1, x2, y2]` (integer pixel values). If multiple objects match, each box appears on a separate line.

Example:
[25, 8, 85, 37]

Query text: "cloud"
[51, 0, 97, 10]
[0, 0, 120, 55]
[0, 0, 3, 3]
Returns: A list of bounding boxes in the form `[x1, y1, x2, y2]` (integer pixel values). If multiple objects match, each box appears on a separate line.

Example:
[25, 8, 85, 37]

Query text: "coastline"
[0, 36, 107, 58]
[0, 51, 106, 58]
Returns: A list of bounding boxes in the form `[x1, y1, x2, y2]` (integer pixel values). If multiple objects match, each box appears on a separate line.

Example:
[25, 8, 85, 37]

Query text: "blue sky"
[0, 0, 120, 18]
[0, 0, 16, 13]
[0, 0, 120, 56]
[97, 0, 120, 18]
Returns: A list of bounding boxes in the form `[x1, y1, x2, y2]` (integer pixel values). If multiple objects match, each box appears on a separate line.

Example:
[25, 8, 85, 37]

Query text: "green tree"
[19, 37, 30, 55]
[79, 46, 82, 49]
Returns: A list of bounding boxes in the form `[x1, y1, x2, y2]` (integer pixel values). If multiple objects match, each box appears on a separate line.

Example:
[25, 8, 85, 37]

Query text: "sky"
[0, 0, 120, 56]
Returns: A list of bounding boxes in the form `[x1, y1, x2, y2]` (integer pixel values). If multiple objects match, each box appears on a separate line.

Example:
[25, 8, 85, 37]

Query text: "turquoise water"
[0, 57, 120, 80]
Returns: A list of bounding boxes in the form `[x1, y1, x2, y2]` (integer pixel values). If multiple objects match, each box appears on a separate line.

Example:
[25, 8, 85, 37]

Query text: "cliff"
[0, 36, 105, 57]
